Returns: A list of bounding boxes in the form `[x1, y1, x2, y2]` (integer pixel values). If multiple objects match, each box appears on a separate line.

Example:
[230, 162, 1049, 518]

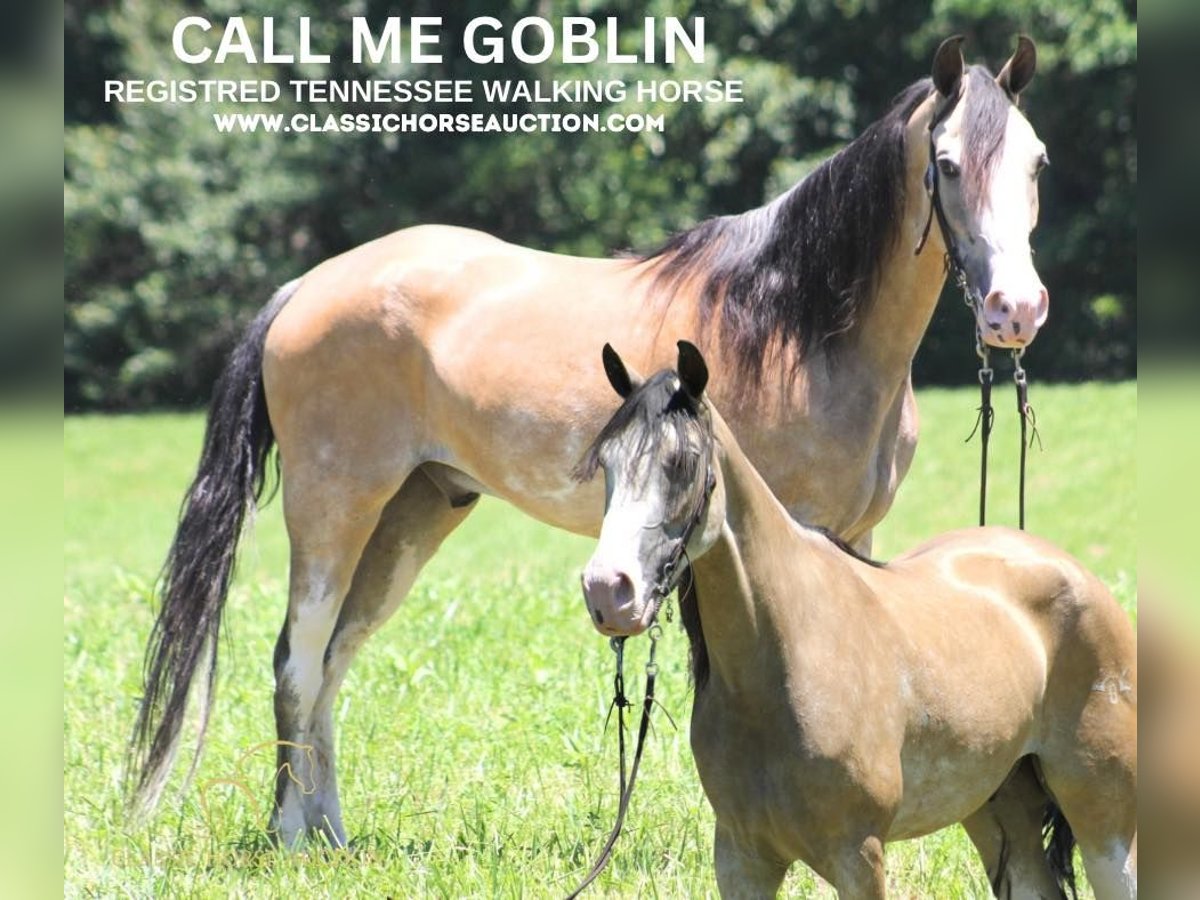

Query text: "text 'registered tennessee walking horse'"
[130, 37, 1052, 848]
[580, 342, 1136, 899]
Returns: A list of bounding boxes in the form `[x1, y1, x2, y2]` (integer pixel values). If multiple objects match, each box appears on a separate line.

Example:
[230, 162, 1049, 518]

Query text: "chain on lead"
[975, 331, 993, 385]
[1011, 347, 1027, 387]
[645, 624, 662, 679]
[610, 635, 625, 663]
[954, 264, 973, 301]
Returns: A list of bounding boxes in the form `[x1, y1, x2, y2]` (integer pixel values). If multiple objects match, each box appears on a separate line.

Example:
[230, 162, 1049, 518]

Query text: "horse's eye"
[664, 448, 695, 475]
[937, 158, 961, 179]
[1034, 154, 1050, 178]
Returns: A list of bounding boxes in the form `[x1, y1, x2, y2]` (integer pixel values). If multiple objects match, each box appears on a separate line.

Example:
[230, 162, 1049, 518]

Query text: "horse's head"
[926, 36, 1050, 349]
[575, 342, 723, 638]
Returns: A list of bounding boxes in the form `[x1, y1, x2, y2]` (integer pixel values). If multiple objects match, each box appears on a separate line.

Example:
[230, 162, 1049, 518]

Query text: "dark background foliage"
[65, 0, 1136, 410]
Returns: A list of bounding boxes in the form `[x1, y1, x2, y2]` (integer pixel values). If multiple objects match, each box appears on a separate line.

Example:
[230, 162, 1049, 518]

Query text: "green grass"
[64, 382, 1135, 897]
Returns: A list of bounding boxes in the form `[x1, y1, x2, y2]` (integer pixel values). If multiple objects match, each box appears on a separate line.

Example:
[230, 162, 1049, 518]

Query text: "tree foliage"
[65, 0, 1136, 410]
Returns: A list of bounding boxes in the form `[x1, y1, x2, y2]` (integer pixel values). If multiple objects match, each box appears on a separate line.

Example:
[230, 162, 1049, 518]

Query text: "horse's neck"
[691, 414, 847, 692]
[844, 93, 950, 382]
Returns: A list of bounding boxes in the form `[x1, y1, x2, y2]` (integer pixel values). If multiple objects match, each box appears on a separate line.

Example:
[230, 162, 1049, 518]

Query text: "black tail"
[127, 280, 298, 816]
[1043, 801, 1079, 900]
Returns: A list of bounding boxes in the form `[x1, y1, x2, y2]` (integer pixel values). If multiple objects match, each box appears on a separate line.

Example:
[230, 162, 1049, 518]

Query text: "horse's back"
[895, 526, 1101, 599]
[258, 223, 666, 529]
[889, 526, 1134, 677]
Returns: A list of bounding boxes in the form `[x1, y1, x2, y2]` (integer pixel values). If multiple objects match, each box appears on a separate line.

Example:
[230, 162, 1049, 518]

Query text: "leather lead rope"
[565, 629, 660, 899]
[609, 638, 630, 796]
[567, 455, 712, 897]
[967, 346, 1039, 530]
[966, 339, 994, 526]
[1012, 349, 1040, 531]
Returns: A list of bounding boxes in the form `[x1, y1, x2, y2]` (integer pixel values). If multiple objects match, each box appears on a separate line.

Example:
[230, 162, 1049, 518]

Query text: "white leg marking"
[286, 606, 341, 714]
[274, 785, 308, 848]
[1082, 840, 1137, 900]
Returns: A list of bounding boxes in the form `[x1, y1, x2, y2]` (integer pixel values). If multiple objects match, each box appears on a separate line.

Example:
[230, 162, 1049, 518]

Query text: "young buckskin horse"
[130, 37, 1052, 849]
[579, 342, 1137, 899]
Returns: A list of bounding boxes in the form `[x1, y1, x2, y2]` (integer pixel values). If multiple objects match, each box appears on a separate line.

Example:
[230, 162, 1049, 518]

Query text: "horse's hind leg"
[962, 757, 1062, 898]
[268, 469, 401, 848]
[1039, 759, 1136, 900]
[297, 467, 479, 844]
[1038, 693, 1137, 899]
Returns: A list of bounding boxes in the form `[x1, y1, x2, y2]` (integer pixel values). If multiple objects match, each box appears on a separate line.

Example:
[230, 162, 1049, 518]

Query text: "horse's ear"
[932, 35, 966, 98]
[602, 343, 641, 398]
[996, 35, 1036, 100]
[676, 340, 709, 400]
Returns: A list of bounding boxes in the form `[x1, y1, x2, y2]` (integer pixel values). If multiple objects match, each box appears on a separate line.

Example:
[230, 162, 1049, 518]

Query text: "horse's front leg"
[713, 823, 789, 899]
[829, 834, 888, 900]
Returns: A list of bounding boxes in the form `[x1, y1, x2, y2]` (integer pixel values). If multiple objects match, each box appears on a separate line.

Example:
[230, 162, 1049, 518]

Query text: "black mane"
[639, 67, 1014, 383]
[678, 576, 709, 691]
[812, 525, 885, 569]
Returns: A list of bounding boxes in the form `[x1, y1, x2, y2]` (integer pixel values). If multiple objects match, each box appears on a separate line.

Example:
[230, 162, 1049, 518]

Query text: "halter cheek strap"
[914, 88, 972, 303]
[650, 465, 717, 607]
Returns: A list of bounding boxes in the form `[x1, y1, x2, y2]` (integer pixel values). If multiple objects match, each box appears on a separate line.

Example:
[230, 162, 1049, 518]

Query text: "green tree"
[65, 0, 1135, 410]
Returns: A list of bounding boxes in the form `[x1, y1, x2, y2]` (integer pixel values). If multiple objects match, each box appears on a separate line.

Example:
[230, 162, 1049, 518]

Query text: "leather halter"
[648, 458, 718, 608]
[914, 88, 1039, 530]
[567, 419, 717, 898]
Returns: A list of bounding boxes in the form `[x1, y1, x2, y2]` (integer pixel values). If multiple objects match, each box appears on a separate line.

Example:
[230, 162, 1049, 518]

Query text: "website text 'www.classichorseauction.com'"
[102, 14, 744, 135]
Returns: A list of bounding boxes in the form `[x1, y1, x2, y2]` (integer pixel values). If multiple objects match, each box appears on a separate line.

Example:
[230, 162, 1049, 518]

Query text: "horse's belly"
[484, 464, 606, 536]
[884, 616, 1044, 837]
[887, 673, 1041, 839]
[888, 740, 1030, 840]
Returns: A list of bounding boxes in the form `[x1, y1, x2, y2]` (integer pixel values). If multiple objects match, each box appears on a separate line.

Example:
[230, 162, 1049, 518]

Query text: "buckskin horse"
[131, 37, 1052, 848]
[579, 342, 1136, 899]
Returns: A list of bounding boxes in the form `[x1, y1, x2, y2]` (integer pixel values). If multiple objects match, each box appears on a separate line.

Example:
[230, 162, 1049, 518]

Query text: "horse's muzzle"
[978, 285, 1049, 348]
[581, 566, 651, 637]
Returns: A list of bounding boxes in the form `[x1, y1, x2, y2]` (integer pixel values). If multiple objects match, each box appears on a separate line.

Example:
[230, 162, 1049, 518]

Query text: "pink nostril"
[582, 568, 636, 612]
[983, 289, 1047, 329]
[612, 572, 634, 604]
[1035, 288, 1049, 327]
[983, 291, 1009, 321]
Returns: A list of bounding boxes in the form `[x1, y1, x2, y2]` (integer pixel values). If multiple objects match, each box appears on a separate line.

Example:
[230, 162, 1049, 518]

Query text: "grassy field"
[64, 381, 1135, 898]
